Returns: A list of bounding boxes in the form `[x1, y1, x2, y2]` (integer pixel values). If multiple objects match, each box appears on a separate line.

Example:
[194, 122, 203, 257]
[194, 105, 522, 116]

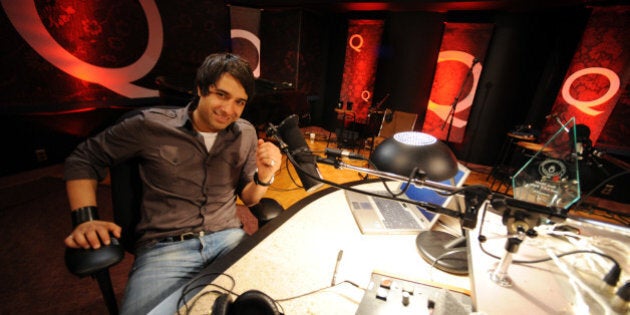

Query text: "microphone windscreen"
[277, 115, 324, 192]
[278, 115, 308, 153]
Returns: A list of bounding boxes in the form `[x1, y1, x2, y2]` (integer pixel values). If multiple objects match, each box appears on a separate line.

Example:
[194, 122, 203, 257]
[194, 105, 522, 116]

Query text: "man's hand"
[255, 139, 282, 181]
[65, 220, 122, 250]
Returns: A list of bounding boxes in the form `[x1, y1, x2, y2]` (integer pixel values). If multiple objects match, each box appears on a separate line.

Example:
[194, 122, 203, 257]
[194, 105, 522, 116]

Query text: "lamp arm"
[323, 158, 458, 194]
[335, 158, 568, 226]
[268, 121, 565, 235]
[316, 158, 467, 220]
[489, 195, 568, 224]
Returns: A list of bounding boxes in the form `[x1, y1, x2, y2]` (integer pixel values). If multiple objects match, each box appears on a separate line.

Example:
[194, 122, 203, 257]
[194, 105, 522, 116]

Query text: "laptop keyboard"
[372, 197, 421, 229]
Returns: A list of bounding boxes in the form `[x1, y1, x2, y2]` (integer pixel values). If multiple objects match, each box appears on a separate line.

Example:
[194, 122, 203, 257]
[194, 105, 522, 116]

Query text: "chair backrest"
[110, 158, 143, 253]
[377, 109, 418, 138]
[107, 108, 154, 253]
[155, 76, 194, 106]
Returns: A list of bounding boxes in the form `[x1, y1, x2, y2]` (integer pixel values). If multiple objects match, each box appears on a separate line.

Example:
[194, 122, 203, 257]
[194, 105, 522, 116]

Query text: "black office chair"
[155, 75, 195, 106]
[64, 157, 284, 315]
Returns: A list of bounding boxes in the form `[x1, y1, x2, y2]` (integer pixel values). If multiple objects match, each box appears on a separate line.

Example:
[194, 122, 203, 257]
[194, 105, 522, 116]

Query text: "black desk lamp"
[269, 121, 481, 274]
[370, 132, 469, 275]
[269, 119, 574, 280]
[370, 131, 458, 182]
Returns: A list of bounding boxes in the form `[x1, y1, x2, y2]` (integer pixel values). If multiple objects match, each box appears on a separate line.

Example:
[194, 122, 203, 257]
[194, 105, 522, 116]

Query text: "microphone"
[472, 57, 480, 65]
[324, 148, 367, 160]
[545, 113, 558, 119]
[592, 149, 605, 158]
[546, 113, 569, 132]
[275, 115, 324, 192]
[373, 93, 390, 110]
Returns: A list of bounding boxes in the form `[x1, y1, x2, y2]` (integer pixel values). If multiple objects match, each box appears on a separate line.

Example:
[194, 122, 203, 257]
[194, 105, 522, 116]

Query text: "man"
[63, 53, 282, 314]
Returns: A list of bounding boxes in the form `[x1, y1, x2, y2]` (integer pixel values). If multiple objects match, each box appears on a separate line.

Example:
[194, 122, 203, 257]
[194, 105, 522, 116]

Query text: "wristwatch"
[253, 170, 274, 186]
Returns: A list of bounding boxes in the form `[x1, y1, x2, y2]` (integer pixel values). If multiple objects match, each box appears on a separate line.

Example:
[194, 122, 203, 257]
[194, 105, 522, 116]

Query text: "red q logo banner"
[543, 6, 629, 146]
[421, 23, 493, 144]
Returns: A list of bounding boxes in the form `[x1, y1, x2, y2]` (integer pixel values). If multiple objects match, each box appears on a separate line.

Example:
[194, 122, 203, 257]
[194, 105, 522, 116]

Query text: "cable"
[379, 166, 417, 197]
[284, 154, 305, 190]
[285, 146, 476, 220]
[479, 232, 621, 266]
[429, 247, 468, 274]
[477, 204, 622, 291]
[176, 271, 366, 315]
[176, 273, 235, 315]
[546, 249, 616, 315]
[275, 280, 365, 302]
[477, 202, 621, 265]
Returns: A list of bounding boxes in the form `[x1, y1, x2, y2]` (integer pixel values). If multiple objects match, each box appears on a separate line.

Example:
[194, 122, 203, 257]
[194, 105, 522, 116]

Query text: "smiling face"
[192, 73, 248, 133]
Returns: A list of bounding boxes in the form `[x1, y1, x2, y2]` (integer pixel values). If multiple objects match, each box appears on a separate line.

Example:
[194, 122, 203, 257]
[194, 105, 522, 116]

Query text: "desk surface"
[150, 181, 470, 314]
[469, 207, 630, 314]
[151, 182, 630, 315]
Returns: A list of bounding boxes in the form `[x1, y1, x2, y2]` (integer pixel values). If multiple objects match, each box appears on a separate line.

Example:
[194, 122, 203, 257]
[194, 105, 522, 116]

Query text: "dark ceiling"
[227, 0, 622, 12]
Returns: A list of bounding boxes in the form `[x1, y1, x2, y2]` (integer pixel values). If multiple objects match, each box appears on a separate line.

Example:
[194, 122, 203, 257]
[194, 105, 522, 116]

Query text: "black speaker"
[211, 290, 281, 315]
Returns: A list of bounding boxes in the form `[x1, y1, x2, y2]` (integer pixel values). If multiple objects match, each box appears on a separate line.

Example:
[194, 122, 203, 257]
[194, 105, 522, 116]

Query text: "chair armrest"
[64, 238, 125, 278]
[248, 198, 284, 227]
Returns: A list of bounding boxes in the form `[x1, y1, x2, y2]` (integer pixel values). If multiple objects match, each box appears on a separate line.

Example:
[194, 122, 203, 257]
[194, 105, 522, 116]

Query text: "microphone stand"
[316, 156, 491, 229]
[442, 59, 479, 144]
[272, 132, 568, 230]
[269, 119, 572, 284]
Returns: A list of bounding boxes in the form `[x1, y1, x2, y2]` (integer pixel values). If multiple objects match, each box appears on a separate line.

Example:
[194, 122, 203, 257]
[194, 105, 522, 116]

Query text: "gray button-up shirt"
[64, 103, 258, 247]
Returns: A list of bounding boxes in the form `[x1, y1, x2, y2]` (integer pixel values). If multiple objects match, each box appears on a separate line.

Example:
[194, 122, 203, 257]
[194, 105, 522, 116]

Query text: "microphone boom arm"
[316, 157, 482, 227]
[267, 119, 566, 232]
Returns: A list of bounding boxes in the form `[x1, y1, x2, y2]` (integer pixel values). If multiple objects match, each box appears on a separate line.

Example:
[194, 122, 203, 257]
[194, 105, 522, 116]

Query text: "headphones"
[211, 290, 281, 315]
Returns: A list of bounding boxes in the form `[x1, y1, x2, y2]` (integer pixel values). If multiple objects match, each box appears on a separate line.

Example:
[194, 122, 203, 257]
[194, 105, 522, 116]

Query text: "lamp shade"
[370, 131, 458, 182]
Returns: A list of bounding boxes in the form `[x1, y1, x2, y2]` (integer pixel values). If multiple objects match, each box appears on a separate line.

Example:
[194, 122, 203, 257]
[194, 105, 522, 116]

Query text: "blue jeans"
[120, 228, 246, 315]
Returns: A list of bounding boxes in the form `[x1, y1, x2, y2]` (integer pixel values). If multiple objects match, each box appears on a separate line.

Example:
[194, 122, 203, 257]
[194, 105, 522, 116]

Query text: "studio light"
[370, 131, 458, 182]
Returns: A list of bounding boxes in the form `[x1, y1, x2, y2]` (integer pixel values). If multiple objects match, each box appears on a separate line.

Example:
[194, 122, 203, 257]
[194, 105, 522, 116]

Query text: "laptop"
[345, 163, 470, 235]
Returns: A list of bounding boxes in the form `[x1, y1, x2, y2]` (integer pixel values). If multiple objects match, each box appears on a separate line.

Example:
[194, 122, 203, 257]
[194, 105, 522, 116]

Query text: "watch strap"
[253, 171, 274, 186]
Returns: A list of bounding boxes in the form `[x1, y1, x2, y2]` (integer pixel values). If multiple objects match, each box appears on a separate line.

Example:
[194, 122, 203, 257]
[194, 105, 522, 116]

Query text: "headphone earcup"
[231, 290, 280, 315]
[211, 293, 232, 315]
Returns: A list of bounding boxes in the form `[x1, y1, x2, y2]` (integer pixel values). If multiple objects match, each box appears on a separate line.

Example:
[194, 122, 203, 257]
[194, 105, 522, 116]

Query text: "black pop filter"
[276, 115, 324, 192]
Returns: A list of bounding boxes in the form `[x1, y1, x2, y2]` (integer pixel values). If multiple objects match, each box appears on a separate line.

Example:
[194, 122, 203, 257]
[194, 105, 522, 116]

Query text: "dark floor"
[0, 167, 132, 314]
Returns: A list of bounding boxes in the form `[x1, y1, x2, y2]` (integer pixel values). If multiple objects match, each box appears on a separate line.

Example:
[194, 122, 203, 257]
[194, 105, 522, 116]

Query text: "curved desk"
[149, 181, 470, 314]
[150, 180, 630, 315]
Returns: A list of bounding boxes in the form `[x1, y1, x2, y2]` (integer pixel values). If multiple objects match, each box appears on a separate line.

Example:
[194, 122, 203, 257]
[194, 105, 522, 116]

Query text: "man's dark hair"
[195, 53, 255, 101]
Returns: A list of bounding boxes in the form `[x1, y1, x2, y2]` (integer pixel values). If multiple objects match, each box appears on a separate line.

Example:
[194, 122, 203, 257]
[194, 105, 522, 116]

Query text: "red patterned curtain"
[421, 23, 493, 143]
[230, 6, 261, 78]
[339, 19, 384, 123]
[542, 6, 630, 147]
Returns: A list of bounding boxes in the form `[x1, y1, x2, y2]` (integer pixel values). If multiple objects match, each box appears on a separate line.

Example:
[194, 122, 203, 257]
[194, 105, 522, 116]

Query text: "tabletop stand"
[488, 234, 524, 287]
